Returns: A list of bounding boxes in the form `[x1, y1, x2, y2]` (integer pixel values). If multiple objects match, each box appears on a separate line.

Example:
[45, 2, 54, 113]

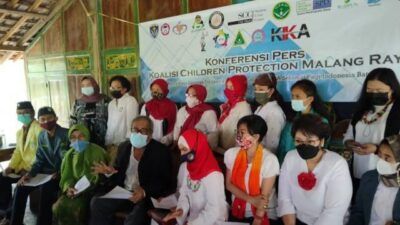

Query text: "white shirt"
[218, 101, 252, 151]
[176, 167, 228, 225]
[343, 104, 393, 179]
[278, 150, 353, 225]
[140, 105, 176, 146]
[173, 106, 218, 149]
[224, 147, 280, 219]
[105, 93, 139, 145]
[255, 101, 286, 154]
[124, 148, 140, 191]
[369, 181, 398, 225]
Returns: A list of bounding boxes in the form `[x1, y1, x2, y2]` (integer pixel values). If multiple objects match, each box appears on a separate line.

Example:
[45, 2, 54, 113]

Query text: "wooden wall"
[24, 0, 250, 127]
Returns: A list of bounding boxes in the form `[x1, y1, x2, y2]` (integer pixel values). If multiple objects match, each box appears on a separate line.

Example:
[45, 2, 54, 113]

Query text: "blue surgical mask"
[81, 87, 95, 96]
[17, 114, 32, 125]
[70, 140, 89, 153]
[291, 99, 307, 112]
[130, 132, 148, 148]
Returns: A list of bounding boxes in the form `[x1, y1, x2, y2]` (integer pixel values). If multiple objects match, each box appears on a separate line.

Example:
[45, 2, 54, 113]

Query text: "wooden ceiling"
[0, 0, 65, 63]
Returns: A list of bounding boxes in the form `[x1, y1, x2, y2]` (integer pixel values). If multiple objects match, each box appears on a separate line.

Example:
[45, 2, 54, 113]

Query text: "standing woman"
[277, 79, 331, 163]
[278, 114, 352, 225]
[344, 68, 400, 190]
[163, 129, 228, 225]
[70, 76, 109, 147]
[217, 74, 252, 154]
[224, 115, 280, 225]
[348, 134, 400, 225]
[173, 84, 218, 149]
[253, 73, 286, 154]
[140, 79, 177, 146]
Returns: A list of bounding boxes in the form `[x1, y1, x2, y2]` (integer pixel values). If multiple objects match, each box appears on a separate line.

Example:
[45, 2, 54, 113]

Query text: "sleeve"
[125, 97, 139, 139]
[203, 110, 218, 150]
[261, 153, 280, 178]
[265, 109, 286, 153]
[343, 123, 354, 143]
[313, 160, 353, 225]
[173, 108, 184, 141]
[223, 148, 236, 171]
[9, 131, 22, 169]
[176, 173, 189, 225]
[277, 155, 296, 217]
[140, 104, 146, 116]
[69, 101, 78, 127]
[346, 173, 368, 225]
[28, 134, 46, 177]
[59, 151, 74, 192]
[189, 173, 227, 225]
[105, 103, 113, 146]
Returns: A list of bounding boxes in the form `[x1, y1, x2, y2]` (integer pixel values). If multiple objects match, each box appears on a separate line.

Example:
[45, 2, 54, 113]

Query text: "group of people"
[0, 67, 398, 225]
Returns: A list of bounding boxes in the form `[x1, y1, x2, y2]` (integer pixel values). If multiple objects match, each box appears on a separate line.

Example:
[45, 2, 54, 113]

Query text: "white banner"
[139, 0, 400, 102]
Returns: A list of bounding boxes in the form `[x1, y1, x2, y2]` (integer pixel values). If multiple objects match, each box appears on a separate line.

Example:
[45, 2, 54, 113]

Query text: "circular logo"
[252, 29, 265, 43]
[161, 23, 170, 35]
[273, 2, 290, 20]
[209, 11, 224, 29]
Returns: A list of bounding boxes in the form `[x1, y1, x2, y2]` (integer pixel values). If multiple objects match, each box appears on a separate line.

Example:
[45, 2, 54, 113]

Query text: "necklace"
[187, 175, 201, 192]
[361, 102, 391, 125]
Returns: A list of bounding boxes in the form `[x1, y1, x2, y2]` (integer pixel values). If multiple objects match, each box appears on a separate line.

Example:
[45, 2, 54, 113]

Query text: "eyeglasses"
[294, 139, 320, 146]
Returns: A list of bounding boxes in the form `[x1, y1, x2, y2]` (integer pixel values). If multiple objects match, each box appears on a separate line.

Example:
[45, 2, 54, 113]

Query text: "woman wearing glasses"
[278, 114, 352, 225]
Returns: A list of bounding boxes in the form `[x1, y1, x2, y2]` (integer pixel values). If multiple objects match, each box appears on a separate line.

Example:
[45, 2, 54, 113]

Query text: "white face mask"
[81, 86, 95, 96]
[377, 158, 400, 175]
[185, 95, 200, 108]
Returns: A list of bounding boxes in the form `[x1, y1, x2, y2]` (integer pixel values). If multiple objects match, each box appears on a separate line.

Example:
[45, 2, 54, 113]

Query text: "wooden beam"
[0, 45, 25, 52]
[0, 7, 48, 19]
[0, 52, 14, 64]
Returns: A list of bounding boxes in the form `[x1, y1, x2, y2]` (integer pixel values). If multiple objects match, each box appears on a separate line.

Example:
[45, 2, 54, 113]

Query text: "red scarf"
[181, 129, 221, 180]
[79, 76, 104, 103]
[181, 85, 214, 134]
[145, 79, 177, 133]
[219, 75, 248, 124]
[231, 144, 269, 225]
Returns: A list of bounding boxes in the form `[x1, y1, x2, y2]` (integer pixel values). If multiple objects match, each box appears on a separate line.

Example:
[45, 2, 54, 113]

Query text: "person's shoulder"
[361, 169, 379, 182]
[324, 150, 347, 164]
[89, 143, 106, 153]
[225, 147, 241, 158]
[262, 148, 279, 161]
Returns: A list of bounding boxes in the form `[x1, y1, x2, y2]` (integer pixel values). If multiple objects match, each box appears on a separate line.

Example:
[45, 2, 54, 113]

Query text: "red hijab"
[219, 75, 248, 124]
[181, 84, 214, 134]
[79, 76, 104, 103]
[180, 129, 221, 180]
[145, 79, 177, 133]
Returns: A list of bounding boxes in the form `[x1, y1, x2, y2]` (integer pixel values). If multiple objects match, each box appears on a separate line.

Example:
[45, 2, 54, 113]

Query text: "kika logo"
[271, 24, 310, 42]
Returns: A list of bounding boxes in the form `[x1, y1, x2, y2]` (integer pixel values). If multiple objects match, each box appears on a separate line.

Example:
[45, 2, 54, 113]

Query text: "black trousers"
[10, 179, 59, 225]
[89, 196, 151, 225]
[0, 174, 19, 210]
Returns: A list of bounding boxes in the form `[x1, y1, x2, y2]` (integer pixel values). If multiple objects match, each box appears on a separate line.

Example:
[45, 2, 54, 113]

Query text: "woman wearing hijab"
[70, 76, 109, 147]
[217, 74, 252, 154]
[225, 115, 280, 225]
[348, 134, 400, 225]
[140, 79, 177, 146]
[163, 129, 228, 225]
[173, 84, 218, 149]
[52, 124, 108, 225]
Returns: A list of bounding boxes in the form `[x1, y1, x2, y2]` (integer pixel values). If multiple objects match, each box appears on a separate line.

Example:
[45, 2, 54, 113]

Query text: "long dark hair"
[351, 68, 400, 126]
[289, 79, 331, 123]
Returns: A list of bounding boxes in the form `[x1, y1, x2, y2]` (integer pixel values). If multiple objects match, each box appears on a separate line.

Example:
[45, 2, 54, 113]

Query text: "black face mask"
[151, 92, 164, 100]
[296, 144, 320, 160]
[181, 151, 195, 163]
[367, 92, 389, 106]
[111, 90, 123, 99]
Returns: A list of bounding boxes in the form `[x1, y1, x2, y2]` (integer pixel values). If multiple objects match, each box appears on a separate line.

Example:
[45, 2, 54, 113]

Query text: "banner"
[139, 0, 400, 102]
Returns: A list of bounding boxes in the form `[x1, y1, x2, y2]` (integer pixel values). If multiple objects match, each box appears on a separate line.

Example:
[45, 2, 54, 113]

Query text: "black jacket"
[105, 139, 175, 199]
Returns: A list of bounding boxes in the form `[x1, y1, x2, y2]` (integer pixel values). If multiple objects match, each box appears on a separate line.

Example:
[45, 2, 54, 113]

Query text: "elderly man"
[90, 116, 175, 225]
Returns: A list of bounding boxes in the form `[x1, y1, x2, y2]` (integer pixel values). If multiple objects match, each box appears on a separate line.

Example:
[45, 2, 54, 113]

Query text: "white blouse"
[140, 105, 176, 146]
[224, 147, 280, 219]
[254, 101, 286, 154]
[343, 104, 393, 179]
[105, 93, 139, 145]
[173, 107, 218, 149]
[369, 181, 398, 225]
[176, 167, 228, 225]
[124, 148, 139, 191]
[218, 101, 252, 151]
[278, 150, 352, 225]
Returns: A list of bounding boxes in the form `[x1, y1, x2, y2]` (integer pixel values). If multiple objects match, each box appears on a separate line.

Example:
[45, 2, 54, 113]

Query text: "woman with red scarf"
[163, 129, 228, 225]
[141, 79, 177, 146]
[173, 84, 218, 149]
[217, 75, 252, 154]
[224, 115, 280, 225]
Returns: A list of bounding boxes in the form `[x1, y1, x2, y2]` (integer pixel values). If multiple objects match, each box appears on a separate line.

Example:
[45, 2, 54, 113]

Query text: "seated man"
[90, 116, 175, 225]
[10, 107, 69, 225]
[0, 102, 42, 213]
